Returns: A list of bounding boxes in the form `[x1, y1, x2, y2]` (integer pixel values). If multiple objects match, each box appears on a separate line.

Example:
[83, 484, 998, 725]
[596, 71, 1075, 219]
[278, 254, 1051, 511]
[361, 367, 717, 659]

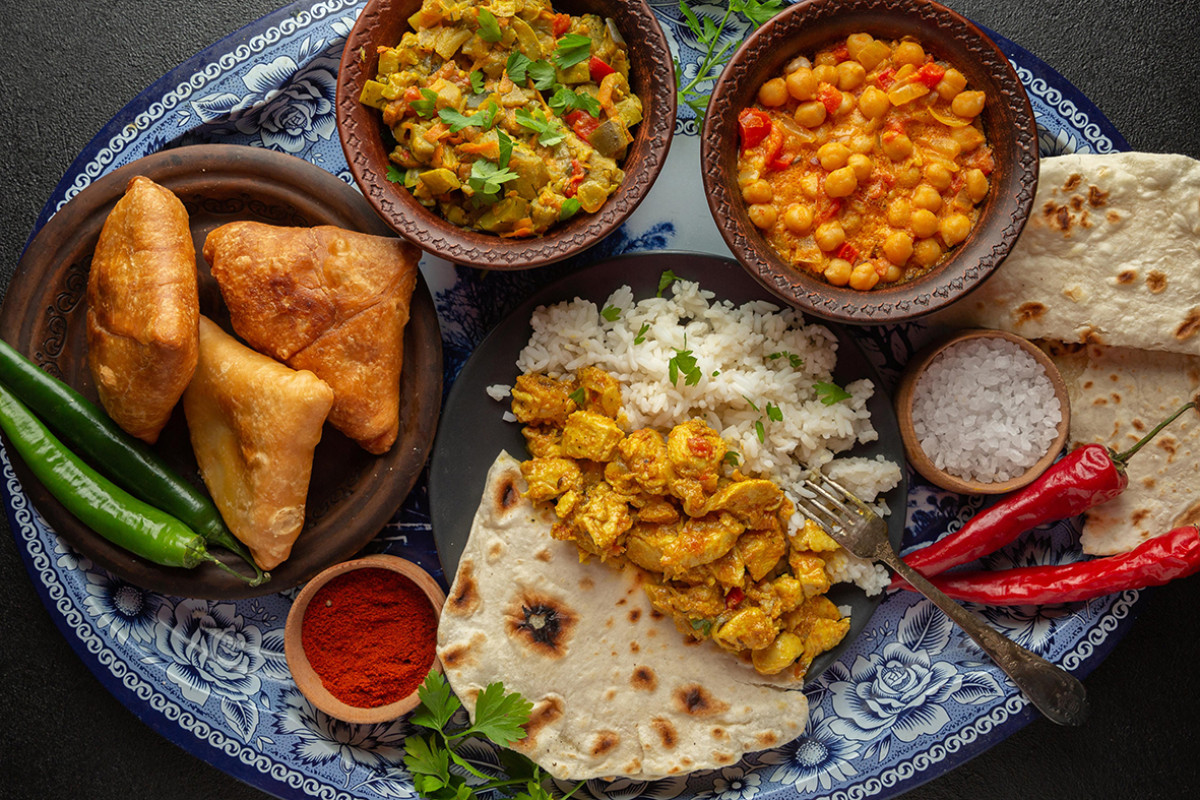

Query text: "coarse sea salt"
[911, 337, 1062, 483]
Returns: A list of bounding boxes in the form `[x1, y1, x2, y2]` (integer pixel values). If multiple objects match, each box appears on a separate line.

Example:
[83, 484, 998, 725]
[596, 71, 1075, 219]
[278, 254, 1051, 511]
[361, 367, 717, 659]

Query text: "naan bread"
[86, 175, 199, 443]
[437, 452, 808, 782]
[203, 221, 420, 454]
[1043, 342, 1200, 555]
[183, 316, 335, 571]
[932, 152, 1200, 354]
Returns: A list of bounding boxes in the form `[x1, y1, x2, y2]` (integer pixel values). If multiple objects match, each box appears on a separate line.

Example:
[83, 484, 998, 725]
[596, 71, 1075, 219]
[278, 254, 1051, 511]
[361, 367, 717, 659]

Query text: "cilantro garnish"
[528, 59, 558, 90]
[469, 70, 485, 95]
[656, 269, 678, 297]
[743, 395, 759, 412]
[755, 419, 766, 442]
[668, 347, 702, 386]
[386, 164, 406, 184]
[549, 85, 601, 118]
[558, 196, 581, 221]
[689, 618, 713, 636]
[439, 102, 497, 133]
[815, 381, 852, 405]
[410, 87, 438, 117]
[568, 387, 586, 405]
[634, 323, 650, 344]
[514, 108, 566, 147]
[468, 158, 519, 200]
[769, 351, 804, 368]
[601, 305, 621, 322]
[476, 8, 503, 43]
[723, 451, 741, 467]
[506, 52, 531, 84]
[553, 33, 593, 68]
[497, 128, 513, 169]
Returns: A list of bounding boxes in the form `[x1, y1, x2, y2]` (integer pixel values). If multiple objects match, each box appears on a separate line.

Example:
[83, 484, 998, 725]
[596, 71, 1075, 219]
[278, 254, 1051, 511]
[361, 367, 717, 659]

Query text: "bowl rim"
[335, 0, 677, 269]
[700, 0, 1040, 324]
[284, 554, 446, 723]
[894, 328, 1072, 495]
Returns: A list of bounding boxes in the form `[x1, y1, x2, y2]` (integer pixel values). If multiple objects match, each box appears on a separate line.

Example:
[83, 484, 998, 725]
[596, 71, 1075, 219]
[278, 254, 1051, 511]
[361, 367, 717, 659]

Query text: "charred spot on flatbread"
[493, 470, 522, 512]
[512, 697, 564, 752]
[1087, 185, 1109, 207]
[590, 731, 620, 756]
[439, 632, 484, 670]
[489, 541, 505, 561]
[629, 608, 641, 623]
[630, 641, 640, 653]
[1146, 271, 1168, 294]
[505, 590, 578, 657]
[713, 753, 735, 765]
[1106, 210, 1121, 224]
[632, 665, 657, 691]
[1175, 308, 1200, 341]
[447, 561, 480, 616]
[1177, 500, 1200, 528]
[535, 548, 552, 562]
[674, 684, 730, 717]
[1014, 302, 1046, 324]
[1116, 269, 1137, 285]
[757, 731, 779, 748]
[1079, 327, 1106, 345]
[1063, 173, 1082, 191]
[1132, 508, 1151, 526]
[1156, 435, 1178, 457]
[651, 717, 678, 749]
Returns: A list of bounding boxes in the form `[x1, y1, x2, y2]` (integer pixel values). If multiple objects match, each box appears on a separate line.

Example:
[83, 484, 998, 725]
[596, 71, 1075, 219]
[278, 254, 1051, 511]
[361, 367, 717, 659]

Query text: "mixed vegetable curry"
[511, 367, 850, 679]
[361, 0, 643, 237]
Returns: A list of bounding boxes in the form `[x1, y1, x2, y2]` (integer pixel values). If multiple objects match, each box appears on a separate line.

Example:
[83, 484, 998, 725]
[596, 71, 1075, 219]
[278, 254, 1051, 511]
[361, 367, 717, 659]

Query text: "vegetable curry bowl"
[338, 0, 675, 269]
[701, 0, 1038, 324]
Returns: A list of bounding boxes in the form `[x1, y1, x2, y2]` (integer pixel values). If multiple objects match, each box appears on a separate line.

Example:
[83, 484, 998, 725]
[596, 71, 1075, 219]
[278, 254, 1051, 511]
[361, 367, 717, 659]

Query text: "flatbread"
[1043, 342, 1200, 555]
[931, 152, 1200, 354]
[437, 452, 808, 782]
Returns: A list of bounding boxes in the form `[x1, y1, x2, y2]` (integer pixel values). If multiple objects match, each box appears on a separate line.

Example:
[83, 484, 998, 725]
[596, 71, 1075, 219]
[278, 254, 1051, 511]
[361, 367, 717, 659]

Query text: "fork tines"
[796, 476, 854, 534]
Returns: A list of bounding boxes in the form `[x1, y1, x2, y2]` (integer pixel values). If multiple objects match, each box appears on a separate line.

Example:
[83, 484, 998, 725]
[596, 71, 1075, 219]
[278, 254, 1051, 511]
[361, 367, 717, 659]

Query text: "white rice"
[492, 277, 899, 595]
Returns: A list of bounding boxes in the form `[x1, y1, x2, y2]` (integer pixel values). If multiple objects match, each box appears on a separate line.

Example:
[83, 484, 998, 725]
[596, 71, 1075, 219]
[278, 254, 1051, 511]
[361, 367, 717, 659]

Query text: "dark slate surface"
[1, 1, 1197, 798]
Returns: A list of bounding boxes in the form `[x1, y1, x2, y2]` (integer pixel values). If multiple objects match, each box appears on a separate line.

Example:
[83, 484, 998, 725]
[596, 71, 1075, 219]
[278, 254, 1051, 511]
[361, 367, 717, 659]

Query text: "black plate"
[0, 144, 443, 599]
[429, 251, 906, 681]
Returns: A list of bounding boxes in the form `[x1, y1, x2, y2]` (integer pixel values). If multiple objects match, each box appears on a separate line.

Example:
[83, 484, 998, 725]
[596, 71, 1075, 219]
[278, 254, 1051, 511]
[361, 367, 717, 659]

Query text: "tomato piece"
[725, 587, 745, 609]
[832, 43, 850, 62]
[835, 243, 860, 262]
[876, 67, 896, 89]
[737, 108, 773, 151]
[770, 152, 794, 171]
[818, 84, 843, 115]
[818, 198, 843, 222]
[588, 56, 616, 83]
[563, 158, 586, 197]
[552, 13, 571, 36]
[688, 437, 714, 458]
[916, 62, 946, 88]
[565, 109, 601, 140]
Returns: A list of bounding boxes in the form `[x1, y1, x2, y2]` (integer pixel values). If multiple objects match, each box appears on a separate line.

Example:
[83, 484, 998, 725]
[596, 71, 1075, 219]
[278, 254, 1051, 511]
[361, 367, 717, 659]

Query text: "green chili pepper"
[0, 382, 247, 576]
[0, 340, 267, 584]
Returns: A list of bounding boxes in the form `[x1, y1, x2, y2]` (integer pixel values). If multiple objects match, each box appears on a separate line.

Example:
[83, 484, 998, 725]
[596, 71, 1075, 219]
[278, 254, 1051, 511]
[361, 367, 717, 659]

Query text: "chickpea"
[841, 210, 863, 234]
[742, 179, 774, 204]
[748, 203, 777, 229]
[951, 125, 986, 152]
[845, 33, 875, 63]
[813, 220, 846, 251]
[910, 208, 940, 238]
[966, 168, 990, 202]
[835, 92, 857, 116]
[786, 67, 817, 100]
[881, 130, 914, 161]
[896, 165, 922, 187]
[933, 68, 968, 101]
[913, 237, 943, 267]
[794, 101, 828, 128]
[817, 141, 851, 170]
[824, 258, 853, 286]
[848, 153, 873, 181]
[883, 230, 914, 264]
[893, 40, 926, 66]
[825, 166, 859, 198]
[849, 262, 880, 290]
[757, 77, 789, 107]
[924, 163, 953, 190]
[912, 184, 943, 212]
[887, 198, 912, 227]
[951, 90, 986, 118]
[813, 64, 838, 84]
[849, 134, 874, 154]
[881, 263, 904, 282]
[940, 212, 973, 246]
[836, 60, 866, 91]
[801, 174, 822, 199]
[815, 50, 838, 67]
[783, 204, 814, 234]
[858, 86, 890, 118]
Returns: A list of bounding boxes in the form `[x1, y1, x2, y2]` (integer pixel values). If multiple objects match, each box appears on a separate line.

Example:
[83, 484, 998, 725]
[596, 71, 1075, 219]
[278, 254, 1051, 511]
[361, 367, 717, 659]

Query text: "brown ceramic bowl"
[894, 329, 1070, 495]
[284, 555, 446, 723]
[701, 0, 1039, 324]
[336, 0, 676, 269]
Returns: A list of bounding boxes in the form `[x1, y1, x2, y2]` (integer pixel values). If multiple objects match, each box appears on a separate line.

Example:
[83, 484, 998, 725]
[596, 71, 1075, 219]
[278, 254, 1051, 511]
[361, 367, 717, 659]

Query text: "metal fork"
[798, 474, 1088, 727]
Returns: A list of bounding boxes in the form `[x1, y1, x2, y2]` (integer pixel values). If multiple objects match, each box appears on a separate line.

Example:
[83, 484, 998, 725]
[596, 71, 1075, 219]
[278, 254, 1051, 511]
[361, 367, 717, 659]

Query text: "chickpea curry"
[361, 0, 643, 237]
[736, 33, 995, 290]
[510, 367, 850, 680]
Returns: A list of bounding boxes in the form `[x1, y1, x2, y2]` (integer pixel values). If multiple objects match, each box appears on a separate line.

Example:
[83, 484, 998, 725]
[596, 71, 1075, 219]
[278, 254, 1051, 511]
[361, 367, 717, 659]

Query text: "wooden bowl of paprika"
[284, 554, 445, 723]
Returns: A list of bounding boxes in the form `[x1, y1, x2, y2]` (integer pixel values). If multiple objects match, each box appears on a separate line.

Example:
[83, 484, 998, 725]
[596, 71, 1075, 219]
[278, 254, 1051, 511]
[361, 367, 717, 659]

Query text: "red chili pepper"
[915, 62, 946, 88]
[737, 108, 772, 151]
[835, 243, 859, 262]
[725, 587, 745, 609]
[889, 401, 1197, 592]
[876, 67, 896, 89]
[552, 13, 571, 36]
[913, 526, 1200, 605]
[588, 56, 616, 83]
[565, 109, 601, 140]
[563, 158, 586, 198]
[818, 84, 843, 115]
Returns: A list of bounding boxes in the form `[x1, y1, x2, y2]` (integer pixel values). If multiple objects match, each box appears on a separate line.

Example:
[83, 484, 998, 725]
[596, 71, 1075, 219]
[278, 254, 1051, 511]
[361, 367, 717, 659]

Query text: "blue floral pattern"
[3, 3, 1136, 800]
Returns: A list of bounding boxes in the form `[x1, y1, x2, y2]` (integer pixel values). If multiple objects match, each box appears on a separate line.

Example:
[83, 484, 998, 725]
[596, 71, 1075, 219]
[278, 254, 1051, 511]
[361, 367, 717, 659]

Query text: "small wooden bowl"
[895, 329, 1071, 495]
[284, 555, 445, 723]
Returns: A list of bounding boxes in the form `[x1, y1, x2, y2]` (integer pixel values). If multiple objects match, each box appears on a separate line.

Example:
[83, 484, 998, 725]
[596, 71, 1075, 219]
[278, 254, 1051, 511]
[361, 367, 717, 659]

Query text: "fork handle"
[880, 548, 1089, 727]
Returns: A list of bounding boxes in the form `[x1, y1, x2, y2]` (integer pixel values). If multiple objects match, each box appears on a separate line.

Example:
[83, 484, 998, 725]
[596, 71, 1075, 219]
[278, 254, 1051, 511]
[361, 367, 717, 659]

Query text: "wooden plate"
[0, 144, 443, 598]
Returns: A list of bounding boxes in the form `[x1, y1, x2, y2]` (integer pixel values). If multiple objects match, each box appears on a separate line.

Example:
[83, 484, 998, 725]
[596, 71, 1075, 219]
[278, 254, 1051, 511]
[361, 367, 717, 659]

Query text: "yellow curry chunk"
[561, 409, 624, 461]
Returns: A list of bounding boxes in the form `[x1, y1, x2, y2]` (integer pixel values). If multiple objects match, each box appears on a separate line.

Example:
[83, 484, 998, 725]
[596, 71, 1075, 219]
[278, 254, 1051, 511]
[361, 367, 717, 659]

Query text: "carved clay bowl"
[337, 0, 676, 269]
[701, 0, 1039, 324]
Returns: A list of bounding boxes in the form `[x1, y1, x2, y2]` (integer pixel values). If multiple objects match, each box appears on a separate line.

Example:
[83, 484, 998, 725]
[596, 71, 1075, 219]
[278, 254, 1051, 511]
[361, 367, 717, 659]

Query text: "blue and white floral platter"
[5, 2, 1130, 799]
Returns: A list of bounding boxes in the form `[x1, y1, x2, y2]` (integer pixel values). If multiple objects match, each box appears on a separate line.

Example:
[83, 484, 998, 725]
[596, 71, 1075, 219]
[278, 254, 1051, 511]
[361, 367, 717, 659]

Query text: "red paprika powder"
[300, 567, 437, 708]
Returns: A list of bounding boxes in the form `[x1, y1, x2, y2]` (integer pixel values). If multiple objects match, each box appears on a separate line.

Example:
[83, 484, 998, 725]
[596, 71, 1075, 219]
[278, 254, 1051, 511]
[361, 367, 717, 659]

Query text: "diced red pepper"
[832, 43, 850, 62]
[916, 62, 946, 88]
[563, 158, 586, 198]
[552, 13, 571, 36]
[565, 109, 601, 140]
[688, 436, 714, 458]
[818, 198, 842, 222]
[725, 587, 745, 609]
[737, 108, 773, 151]
[835, 243, 860, 262]
[818, 84, 843, 115]
[588, 56, 616, 83]
[770, 152, 794, 171]
[876, 67, 896, 89]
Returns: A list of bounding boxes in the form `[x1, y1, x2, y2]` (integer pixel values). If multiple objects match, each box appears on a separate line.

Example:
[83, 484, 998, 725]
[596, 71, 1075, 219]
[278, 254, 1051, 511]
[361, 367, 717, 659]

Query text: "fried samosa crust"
[183, 316, 334, 571]
[86, 175, 199, 443]
[203, 221, 420, 454]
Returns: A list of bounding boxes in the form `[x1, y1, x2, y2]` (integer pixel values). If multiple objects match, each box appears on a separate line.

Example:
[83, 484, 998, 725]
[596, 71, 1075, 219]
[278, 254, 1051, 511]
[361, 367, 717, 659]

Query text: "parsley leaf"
[469, 70, 485, 94]
[689, 618, 713, 636]
[410, 87, 438, 117]
[668, 347, 702, 386]
[723, 450, 741, 467]
[497, 128, 513, 168]
[468, 159, 520, 200]
[656, 269, 678, 297]
[755, 419, 766, 442]
[634, 323, 650, 344]
[386, 164, 406, 184]
[568, 387, 585, 405]
[549, 85, 601, 118]
[769, 351, 804, 368]
[743, 395, 759, 412]
[553, 33, 593, 68]
[476, 8, 503, 42]
[766, 402, 783, 422]
[410, 669, 461, 731]
[558, 196, 581, 221]
[815, 381, 852, 405]
[506, 52, 531, 84]
[514, 108, 566, 147]
[528, 59, 558, 90]
[464, 682, 533, 746]
[439, 102, 497, 133]
[601, 305, 621, 322]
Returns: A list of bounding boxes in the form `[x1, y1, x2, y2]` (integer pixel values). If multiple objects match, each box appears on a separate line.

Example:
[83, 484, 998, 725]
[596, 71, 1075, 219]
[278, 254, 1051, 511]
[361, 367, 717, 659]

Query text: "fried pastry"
[86, 175, 199, 443]
[183, 316, 334, 571]
[203, 221, 420, 454]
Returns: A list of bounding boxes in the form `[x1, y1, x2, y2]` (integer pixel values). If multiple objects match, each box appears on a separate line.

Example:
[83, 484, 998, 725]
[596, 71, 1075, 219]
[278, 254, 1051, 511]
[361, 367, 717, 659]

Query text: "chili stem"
[1112, 400, 1196, 465]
